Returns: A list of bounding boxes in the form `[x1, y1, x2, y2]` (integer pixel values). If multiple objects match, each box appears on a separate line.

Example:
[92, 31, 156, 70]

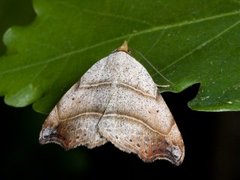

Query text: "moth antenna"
[133, 49, 173, 86]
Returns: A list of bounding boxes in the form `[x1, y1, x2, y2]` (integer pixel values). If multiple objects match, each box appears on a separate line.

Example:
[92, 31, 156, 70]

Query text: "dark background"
[1, 85, 240, 180]
[1, 1, 240, 180]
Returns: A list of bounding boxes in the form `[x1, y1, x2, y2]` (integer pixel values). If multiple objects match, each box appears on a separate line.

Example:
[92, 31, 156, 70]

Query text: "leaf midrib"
[1, 9, 240, 76]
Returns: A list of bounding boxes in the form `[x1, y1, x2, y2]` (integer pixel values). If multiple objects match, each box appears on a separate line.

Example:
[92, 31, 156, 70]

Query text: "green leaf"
[0, 0, 35, 54]
[0, 0, 240, 113]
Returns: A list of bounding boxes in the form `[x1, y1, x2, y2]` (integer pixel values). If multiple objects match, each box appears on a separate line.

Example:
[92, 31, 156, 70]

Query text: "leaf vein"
[1, 10, 239, 76]
[83, 9, 153, 26]
[157, 19, 240, 73]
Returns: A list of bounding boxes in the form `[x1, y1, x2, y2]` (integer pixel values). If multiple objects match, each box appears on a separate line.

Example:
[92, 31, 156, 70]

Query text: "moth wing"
[39, 56, 114, 149]
[97, 52, 184, 165]
[98, 91, 184, 166]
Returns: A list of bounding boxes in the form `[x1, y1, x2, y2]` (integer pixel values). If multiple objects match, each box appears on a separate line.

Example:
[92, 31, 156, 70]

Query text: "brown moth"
[39, 41, 185, 166]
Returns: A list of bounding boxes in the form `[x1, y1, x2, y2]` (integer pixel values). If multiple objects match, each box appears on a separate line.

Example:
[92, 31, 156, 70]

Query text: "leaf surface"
[0, 0, 240, 113]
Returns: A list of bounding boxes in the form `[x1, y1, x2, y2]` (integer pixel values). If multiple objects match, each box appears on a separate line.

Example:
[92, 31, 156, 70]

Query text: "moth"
[39, 41, 185, 166]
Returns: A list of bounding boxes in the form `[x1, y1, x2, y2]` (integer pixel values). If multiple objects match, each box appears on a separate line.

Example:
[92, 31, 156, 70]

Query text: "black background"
[1, 85, 240, 180]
